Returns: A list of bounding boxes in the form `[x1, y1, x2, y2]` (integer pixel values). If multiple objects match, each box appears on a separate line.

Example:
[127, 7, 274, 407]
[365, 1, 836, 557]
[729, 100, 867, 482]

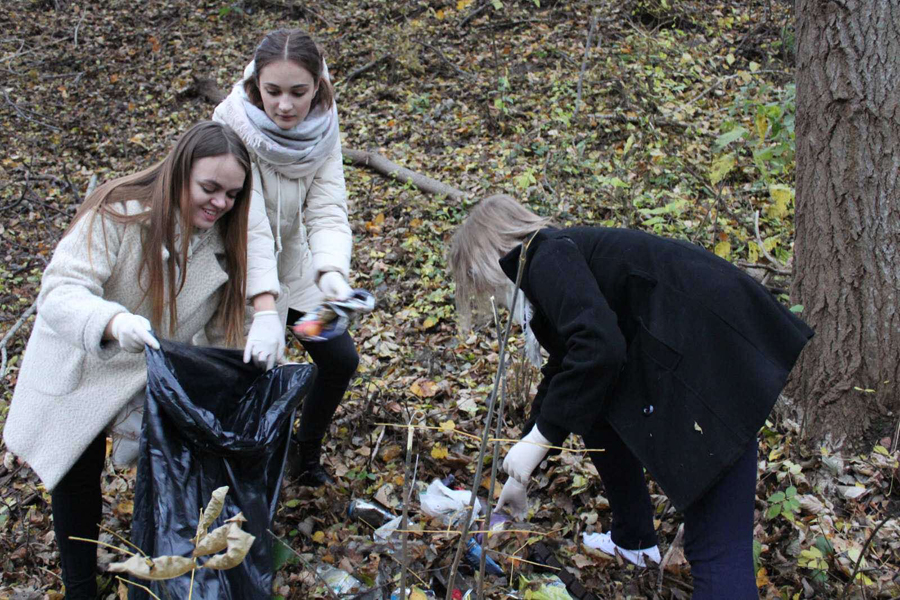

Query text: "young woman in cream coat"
[3, 121, 252, 599]
[214, 29, 358, 487]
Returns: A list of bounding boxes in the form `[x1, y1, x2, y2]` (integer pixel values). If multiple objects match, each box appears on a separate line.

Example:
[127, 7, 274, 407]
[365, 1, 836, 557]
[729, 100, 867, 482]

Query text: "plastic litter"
[390, 588, 437, 599]
[475, 512, 512, 545]
[318, 564, 364, 595]
[374, 515, 404, 543]
[419, 479, 482, 526]
[528, 543, 599, 600]
[463, 537, 505, 577]
[348, 498, 396, 528]
[517, 574, 575, 600]
[128, 340, 316, 600]
[292, 289, 375, 341]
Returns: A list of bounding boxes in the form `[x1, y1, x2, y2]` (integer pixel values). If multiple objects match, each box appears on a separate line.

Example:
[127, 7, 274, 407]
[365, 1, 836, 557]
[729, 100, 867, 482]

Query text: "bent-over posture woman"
[3, 121, 252, 599]
[214, 29, 359, 486]
[448, 194, 813, 600]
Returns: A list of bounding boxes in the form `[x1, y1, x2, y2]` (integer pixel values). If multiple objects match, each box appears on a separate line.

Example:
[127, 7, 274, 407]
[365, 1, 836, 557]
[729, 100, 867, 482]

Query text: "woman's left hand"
[318, 271, 353, 301]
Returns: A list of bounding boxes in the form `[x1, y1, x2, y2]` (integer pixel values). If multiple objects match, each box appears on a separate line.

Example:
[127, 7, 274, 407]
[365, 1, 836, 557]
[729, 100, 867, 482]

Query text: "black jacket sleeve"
[527, 237, 626, 439]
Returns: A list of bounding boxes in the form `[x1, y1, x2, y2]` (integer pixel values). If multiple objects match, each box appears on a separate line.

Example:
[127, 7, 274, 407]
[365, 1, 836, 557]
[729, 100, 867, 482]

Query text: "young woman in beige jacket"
[214, 29, 358, 487]
[3, 121, 252, 599]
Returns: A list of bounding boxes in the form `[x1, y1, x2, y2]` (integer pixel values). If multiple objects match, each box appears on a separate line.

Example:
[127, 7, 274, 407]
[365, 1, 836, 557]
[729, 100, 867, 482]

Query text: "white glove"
[110, 313, 159, 353]
[496, 478, 528, 518]
[318, 271, 353, 301]
[502, 425, 552, 484]
[243, 310, 285, 370]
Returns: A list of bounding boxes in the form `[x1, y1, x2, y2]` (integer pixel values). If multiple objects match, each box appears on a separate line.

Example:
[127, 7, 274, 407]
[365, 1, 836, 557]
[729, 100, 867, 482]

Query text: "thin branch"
[115, 576, 163, 600]
[419, 42, 476, 82]
[399, 411, 419, 600]
[445, 243, 529, 599]
[574, 15, 598, 118]
[588, 112, 690, 130]
[754, 210, 786, 270]
[2, 89, 61, 132]
[839, 516, 891, 600]
[657, 523, 685, 592]
[73, 11, 87, 48]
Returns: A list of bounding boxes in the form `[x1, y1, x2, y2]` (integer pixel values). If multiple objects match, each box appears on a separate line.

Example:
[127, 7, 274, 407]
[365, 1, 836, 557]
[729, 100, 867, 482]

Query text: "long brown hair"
[448, 194, 553, 329]
[69, 121, 251, 347]
[244, 28, 335, 113]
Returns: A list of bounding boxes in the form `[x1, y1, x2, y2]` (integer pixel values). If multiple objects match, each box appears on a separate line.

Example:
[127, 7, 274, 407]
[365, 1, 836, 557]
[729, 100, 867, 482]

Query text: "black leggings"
[583, 419, 759, 600]
[51, 433, 106, 599]
[287, 308, 360, 442]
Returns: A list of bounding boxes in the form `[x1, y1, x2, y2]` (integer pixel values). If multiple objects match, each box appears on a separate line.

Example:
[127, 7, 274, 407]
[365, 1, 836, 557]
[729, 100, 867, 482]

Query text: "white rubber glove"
[243, 310, 285, 370]
[318, 271, 353, 301]
[502, 424, 552, 484]
[496, 478, 529, 518]
[110, 313, 159, 353]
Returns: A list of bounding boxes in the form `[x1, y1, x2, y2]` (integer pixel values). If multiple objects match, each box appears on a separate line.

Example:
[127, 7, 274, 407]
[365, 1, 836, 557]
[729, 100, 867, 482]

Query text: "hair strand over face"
[447, 194, 552, 330]
[69, 121, 252, 347]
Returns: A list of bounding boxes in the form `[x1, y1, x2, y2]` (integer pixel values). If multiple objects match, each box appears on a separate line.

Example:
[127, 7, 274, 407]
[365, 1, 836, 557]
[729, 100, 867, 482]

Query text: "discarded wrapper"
[348, 498, 396, 528]
[292, 289, 375, 342]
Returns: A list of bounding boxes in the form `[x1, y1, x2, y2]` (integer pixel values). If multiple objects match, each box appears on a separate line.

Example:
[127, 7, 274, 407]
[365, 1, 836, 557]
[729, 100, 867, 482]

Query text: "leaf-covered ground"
[1, 0, 899, 598]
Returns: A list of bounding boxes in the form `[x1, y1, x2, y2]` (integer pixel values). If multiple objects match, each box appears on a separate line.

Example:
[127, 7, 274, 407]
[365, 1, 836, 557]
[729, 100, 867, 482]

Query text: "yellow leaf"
[457, 0, 474, 9]
[726, 53, 736, 65]
[410, 378, 437, 398]
[431, 444, 449, 459]
[714, 241, 731, 259]
[312, 531, 325, 544]
[766, 185, 794, 219]
[756, 567, 770, 588]
[440, 420, 456, 432]
[755, 113, 768, 142]
[747, 241, 759, 263]
[709, 153, 735, 185]
[423, 316, 438, 329]
[410, 589, 429, 600]
[435, 8, 445, 19]
[374, 213, 385, 225]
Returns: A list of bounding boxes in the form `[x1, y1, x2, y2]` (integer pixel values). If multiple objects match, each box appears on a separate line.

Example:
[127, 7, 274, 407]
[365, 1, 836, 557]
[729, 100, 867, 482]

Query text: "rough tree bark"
[792, 0, 900, 447]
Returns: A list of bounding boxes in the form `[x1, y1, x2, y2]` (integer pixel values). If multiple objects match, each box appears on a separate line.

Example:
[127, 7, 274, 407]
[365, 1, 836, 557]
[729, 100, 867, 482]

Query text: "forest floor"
[1, 0, 898, 598]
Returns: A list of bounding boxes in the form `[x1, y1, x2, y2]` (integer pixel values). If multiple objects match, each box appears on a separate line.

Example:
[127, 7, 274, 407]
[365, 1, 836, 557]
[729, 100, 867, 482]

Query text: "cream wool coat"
[243, 136, 352, 323]
[3, 201, 232, 491]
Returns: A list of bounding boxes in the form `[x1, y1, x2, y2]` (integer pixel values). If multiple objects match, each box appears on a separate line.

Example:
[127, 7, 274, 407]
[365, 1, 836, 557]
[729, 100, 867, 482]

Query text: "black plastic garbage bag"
[128, 340, 316, 600]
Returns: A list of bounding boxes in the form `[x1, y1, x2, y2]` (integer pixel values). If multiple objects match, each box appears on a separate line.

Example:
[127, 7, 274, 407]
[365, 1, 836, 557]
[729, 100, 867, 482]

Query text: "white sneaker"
[582, 531, 661, 567]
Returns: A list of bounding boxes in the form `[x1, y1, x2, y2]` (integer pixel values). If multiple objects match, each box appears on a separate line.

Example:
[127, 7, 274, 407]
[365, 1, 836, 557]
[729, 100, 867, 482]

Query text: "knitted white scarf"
[213, 61, 339, 179]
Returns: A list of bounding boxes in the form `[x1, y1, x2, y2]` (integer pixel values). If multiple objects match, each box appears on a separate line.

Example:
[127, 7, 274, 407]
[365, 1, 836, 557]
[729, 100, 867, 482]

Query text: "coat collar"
[499, 228, 552, 283]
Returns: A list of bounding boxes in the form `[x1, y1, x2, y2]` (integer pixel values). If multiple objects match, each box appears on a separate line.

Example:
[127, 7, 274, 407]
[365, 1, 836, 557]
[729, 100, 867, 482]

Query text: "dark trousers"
[584, 420, 759, 600]
[51, 433, 106, 599]
[287, 308, 360, 442]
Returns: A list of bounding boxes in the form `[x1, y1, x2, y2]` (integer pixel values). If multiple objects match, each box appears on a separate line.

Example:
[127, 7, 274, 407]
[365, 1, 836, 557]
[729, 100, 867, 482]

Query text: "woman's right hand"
[496, 478, 529, 518]
[109, 313, 160, 353]
[243, 310, 285, 370]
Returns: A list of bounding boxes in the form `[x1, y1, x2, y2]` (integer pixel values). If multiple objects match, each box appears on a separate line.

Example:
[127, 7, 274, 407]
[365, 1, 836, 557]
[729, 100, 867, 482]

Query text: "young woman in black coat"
[448, 194, 813, 600]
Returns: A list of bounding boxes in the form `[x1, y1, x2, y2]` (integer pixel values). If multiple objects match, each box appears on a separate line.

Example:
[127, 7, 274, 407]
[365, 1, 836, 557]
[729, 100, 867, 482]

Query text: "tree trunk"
[792, 0, 900, 448]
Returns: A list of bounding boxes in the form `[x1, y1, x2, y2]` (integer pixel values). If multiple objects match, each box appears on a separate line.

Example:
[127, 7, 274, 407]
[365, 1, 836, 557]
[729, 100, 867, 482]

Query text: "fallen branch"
[342, 148, 466, 201]
[0, 303, 37, 379]
[337, 56, 389, 88]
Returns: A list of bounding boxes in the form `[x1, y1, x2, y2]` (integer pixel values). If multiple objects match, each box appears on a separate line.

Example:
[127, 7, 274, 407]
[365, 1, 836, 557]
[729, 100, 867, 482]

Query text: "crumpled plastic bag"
[127, 340, 316, 600]
[419, 479, 482, 526]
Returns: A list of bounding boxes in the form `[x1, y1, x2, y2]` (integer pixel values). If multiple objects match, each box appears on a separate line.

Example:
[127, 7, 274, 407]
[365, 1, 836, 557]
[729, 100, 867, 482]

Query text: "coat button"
[643, 405, 654, 416]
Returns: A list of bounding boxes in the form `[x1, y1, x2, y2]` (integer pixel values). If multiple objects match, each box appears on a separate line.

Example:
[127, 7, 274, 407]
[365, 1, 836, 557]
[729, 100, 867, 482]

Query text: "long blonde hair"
[68, 121, 252, 347]
[448, 194, 552, 329]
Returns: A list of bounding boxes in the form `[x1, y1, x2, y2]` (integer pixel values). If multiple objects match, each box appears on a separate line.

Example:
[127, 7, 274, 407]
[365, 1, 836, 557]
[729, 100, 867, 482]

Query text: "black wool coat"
[499, 227, 814, 510]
